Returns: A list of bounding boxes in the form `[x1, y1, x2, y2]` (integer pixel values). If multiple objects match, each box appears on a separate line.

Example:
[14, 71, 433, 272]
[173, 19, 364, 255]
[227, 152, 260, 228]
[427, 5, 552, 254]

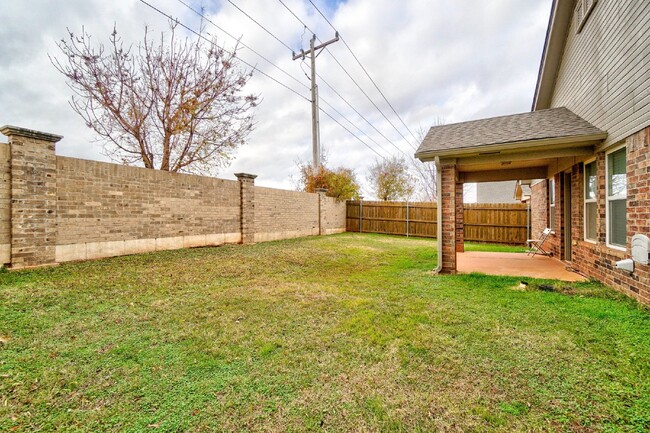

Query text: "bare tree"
[368, 156, 415, 201]
[51, 23, 258, 175]
[410, 122, 443, 202]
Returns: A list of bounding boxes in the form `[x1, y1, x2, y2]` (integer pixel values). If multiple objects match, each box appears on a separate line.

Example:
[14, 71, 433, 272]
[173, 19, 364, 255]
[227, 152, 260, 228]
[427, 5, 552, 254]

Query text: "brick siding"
[534, 125, 650, 306]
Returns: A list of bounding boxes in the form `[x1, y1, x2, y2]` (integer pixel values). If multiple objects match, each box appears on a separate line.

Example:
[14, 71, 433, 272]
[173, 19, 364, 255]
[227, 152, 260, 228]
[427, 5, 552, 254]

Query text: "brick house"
[415, 0, 650, 306]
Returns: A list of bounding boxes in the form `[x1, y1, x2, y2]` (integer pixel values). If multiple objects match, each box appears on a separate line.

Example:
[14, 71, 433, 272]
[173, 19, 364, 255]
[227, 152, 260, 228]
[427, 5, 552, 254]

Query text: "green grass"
[464, 242, 528, 253]
[1, 233, 649, 432]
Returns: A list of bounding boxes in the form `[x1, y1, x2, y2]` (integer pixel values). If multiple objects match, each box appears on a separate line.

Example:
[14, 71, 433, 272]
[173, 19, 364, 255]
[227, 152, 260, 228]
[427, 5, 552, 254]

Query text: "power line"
[308, 0, 420, 146]
[220, 0, 395, 161]
[276, 0, 418, 151]
[138, 0, 310, 102]
[225, 0, 294, 52]
[176, 0, 310, 93]
[319, 107, 387, 160]
[318, 97, 391, 158]
[324, 46, 418, 151]
[317, 74, 412, 159]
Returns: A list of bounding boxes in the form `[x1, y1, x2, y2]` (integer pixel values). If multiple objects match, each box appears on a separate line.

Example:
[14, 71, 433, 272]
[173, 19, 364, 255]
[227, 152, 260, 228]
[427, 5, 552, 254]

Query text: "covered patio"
[457, 251, 586, 282]
[415, 107, 607, 277]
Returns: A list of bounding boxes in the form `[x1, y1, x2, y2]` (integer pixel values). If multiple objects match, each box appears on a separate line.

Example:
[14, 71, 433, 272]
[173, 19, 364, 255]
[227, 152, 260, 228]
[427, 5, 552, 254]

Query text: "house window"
[606, 146, 626, 248]
[576, 0, 598, 33]
[549, 178, 556, 231]
[584, 161, 597, 241]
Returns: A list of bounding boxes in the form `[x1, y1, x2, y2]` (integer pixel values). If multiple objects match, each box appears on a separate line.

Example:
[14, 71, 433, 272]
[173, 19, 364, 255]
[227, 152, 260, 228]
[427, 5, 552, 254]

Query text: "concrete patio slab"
[457, 251, 587, 282]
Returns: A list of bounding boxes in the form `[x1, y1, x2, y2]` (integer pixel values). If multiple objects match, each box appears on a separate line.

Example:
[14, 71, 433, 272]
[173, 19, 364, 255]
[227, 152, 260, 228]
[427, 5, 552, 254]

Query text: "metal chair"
[527, 228, 552, 257]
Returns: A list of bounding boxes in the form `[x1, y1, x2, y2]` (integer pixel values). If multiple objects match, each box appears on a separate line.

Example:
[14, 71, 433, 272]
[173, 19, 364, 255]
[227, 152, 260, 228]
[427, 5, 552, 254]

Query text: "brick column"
[1, 125, 62, 268]
[455, 179, 464, 253]
[235, 173, 257, 244]
[440, 164, 459, 273]
[315, 188, 328, 235]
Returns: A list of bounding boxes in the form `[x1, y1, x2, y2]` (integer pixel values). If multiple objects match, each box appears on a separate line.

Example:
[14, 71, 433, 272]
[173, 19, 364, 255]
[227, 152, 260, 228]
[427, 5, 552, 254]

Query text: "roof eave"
[532, 0, 574, 111]
[415, 131, 608, 162]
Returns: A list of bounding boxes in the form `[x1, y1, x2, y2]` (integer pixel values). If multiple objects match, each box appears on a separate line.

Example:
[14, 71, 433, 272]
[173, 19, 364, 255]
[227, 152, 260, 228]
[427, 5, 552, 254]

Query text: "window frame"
[549, 178, 556, 232]
[583, 159, 597, 243]
[605, 144, 627, 251]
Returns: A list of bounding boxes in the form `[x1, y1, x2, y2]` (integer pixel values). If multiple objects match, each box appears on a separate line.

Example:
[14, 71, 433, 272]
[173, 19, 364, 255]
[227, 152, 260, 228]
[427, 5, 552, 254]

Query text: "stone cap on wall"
[235, 173, 257, 180]
[0, 125, 63, 143]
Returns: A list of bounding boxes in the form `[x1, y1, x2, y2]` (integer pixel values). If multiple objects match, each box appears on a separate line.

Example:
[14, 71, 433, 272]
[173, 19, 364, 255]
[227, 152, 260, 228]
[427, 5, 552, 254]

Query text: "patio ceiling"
[415, 107, 607, 182]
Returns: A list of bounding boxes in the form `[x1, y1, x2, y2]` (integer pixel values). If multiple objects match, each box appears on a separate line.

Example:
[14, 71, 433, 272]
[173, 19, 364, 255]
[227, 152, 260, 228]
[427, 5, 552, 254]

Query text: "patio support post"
[440, 164, 460, 273]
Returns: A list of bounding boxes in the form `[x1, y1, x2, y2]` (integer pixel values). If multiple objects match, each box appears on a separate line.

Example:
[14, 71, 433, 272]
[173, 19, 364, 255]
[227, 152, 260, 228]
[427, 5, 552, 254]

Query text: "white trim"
[549, 178, 556, 232]
[583, 159, 598, 242]
[605, 144, 627, 250]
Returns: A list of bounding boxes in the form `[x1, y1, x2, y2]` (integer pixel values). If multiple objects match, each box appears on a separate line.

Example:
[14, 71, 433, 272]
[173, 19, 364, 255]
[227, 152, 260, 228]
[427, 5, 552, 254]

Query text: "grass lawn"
[1, 233, 649, 432]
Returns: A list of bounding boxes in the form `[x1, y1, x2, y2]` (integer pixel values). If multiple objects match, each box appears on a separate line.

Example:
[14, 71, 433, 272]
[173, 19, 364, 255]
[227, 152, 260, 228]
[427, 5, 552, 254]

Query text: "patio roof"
[415, 107, 607, 182]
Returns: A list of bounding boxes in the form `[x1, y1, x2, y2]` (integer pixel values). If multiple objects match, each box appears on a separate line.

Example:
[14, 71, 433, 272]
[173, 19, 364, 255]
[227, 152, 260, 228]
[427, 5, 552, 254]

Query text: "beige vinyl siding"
[550, 0, 650, 149]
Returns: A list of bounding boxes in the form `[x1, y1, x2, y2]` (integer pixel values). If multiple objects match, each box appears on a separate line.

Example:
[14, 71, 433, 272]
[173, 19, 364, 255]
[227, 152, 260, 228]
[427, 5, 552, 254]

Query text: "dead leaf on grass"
[0, 335, 10, 344]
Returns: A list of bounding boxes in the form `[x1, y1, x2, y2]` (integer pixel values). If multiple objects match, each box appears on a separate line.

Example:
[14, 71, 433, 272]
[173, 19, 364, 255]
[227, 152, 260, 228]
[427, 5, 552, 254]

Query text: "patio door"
[563, 172, 572, 262]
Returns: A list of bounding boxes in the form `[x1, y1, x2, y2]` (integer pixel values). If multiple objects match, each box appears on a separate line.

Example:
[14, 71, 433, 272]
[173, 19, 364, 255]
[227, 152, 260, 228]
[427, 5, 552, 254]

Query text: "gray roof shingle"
[416, 107, 605, 156]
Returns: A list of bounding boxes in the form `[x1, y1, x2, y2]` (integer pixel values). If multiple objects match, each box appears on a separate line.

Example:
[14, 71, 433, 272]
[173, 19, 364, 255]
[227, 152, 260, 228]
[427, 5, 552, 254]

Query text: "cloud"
[0, 0, 552, 194]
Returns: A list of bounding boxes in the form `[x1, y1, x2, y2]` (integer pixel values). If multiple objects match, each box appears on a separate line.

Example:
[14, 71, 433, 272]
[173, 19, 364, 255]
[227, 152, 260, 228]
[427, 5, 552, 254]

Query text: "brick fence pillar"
[235, 173, 257, 244]
[315, 188, 328, 235]
[440, 164, 459, 273]
[1, 125, 62, 268]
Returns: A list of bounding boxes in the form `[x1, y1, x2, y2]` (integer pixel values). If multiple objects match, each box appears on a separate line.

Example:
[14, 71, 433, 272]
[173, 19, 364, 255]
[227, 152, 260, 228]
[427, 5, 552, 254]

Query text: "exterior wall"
[55, 157, 242, 262]
[550, 0, 650, 149]
[0, 126, 347, 267]
[530, 180, 548, 239]
[254, 186, 319, 242]
[537, 126, 650, 306]
[475, 181, 518, 204]
[0, 143, 10, 264]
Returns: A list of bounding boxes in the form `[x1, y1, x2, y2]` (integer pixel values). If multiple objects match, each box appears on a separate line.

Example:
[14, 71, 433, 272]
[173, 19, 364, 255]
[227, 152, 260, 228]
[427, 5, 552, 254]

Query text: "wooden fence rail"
[346, 201, 529, 244]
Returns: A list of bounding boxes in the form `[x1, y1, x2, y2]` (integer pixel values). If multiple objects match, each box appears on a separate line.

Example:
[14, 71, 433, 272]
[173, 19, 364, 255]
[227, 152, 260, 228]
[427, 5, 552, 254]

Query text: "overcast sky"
[0, 0, 552, 197]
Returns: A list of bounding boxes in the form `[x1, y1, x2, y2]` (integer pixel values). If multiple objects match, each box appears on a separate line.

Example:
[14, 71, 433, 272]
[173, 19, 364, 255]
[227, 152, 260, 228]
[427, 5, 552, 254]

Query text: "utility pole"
[292, 33, 339, 168]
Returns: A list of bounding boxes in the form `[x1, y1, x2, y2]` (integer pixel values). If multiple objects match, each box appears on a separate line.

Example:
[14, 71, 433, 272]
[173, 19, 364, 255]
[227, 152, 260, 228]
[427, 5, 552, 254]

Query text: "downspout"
[433, 156, 443, 274]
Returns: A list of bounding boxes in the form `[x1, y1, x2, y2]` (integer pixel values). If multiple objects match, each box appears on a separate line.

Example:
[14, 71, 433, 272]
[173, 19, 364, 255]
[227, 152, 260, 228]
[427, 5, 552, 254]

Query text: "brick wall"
[56, 157, 242, 262]
[319, 194, 347, 235]
[0, 126, 347, 268]
[254, 186, 319, 242]
[543, 125, 650, 306]
[530, 180, 547, 239]
[0, 143, 10, 264]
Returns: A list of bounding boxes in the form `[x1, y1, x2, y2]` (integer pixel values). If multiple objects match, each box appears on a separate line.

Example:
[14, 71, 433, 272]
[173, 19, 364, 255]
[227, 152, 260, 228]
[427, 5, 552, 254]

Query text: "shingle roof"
[416, 107, 606, 156]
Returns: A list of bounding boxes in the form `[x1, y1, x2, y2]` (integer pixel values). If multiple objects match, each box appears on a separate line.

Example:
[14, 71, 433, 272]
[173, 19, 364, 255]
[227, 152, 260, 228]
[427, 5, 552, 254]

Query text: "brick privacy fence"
[0, 126, 346, 269]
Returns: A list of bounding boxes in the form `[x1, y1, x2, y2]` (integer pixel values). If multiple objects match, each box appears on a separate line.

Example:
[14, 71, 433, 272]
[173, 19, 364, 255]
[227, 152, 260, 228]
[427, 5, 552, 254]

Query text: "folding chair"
[527, 228, 552, 257]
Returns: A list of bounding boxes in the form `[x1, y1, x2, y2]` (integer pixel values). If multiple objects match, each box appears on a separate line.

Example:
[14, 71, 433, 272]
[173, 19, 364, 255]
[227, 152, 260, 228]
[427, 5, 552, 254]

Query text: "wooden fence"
[346, 201, 529, 244]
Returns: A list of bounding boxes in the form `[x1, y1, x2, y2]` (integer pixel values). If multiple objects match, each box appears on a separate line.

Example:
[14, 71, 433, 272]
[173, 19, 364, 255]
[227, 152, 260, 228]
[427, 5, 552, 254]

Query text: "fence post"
[406, 201, 409, 237]
[235, 173, 257, 244]
[1, 125, 62, 268]
[359, 199, 363, 233]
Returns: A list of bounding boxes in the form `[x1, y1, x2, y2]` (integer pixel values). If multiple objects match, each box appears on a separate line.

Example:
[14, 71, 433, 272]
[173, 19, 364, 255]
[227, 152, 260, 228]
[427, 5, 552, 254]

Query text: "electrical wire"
[225, 0, 294, 51]
[309, 0, 420, 145]
[276, 0, 418, 151]
[138, 0, 310, 102]
[176, 0, 310, 92]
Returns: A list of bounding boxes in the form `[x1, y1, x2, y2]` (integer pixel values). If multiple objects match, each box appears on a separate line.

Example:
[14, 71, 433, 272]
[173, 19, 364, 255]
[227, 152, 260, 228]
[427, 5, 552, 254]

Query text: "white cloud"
[0, 0, 552, 194]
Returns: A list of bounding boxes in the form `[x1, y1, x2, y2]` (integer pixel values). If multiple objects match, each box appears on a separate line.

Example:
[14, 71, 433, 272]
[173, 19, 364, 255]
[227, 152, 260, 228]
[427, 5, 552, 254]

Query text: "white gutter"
[433, 156, 443, 274]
